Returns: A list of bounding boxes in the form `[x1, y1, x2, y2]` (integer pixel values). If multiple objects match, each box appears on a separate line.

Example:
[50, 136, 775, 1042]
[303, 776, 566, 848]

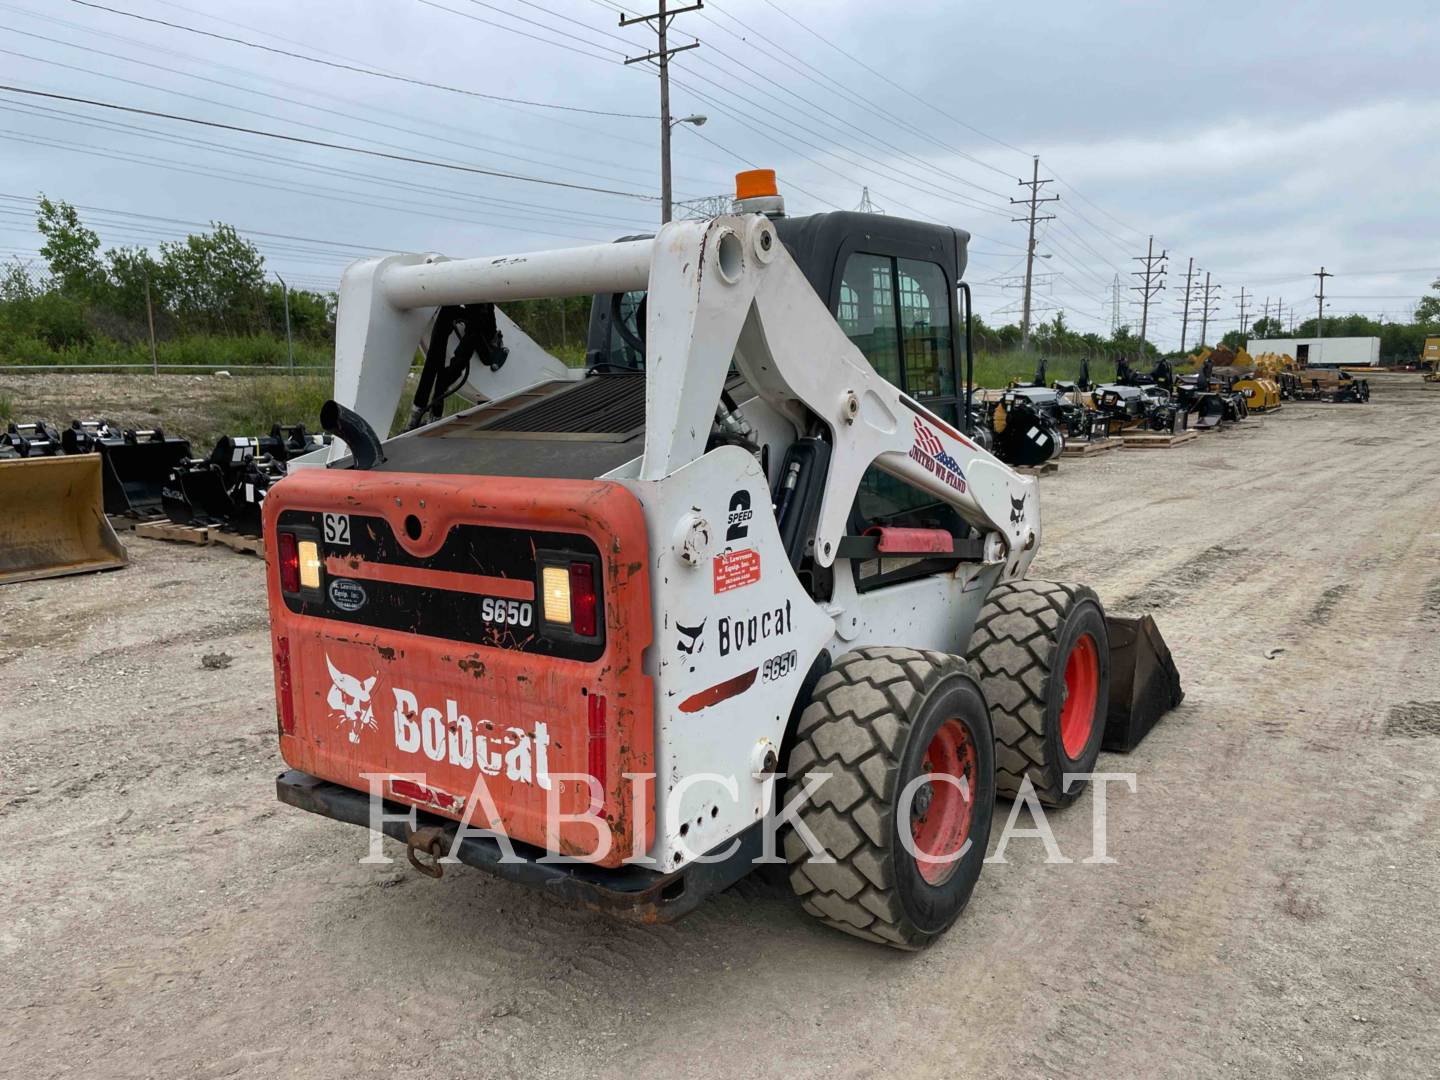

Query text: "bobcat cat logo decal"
[326, 654, 378, 744]
[1010, 494, 1026, 526]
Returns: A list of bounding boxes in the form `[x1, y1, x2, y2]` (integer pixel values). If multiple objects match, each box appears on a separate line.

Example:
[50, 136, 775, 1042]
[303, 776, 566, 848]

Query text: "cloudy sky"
[2, 0, 1437, 348]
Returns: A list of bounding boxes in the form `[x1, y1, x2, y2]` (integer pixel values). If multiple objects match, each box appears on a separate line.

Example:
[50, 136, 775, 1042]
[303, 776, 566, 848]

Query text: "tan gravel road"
[2, 374, 1437, 1079]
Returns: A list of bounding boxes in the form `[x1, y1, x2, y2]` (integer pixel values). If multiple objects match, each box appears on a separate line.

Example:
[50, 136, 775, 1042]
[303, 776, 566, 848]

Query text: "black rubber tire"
[967, 580, 1110, 808]
[783, 647, 995, 950]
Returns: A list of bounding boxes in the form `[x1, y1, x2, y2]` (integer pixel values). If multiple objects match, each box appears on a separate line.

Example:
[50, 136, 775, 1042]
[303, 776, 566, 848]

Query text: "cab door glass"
[897, 259, 955, 402]
[836, 252, 901, 386]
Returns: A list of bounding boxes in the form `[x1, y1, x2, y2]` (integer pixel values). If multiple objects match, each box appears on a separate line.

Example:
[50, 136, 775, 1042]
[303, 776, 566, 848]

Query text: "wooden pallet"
[135, 519, 212, 545]
[211, 529, 265, 556]
[1121, 429, 1199, 450]
[133, 518, 265, 555]
[1015, 459, 1060, 475]
[1061, 438, 1120, 458]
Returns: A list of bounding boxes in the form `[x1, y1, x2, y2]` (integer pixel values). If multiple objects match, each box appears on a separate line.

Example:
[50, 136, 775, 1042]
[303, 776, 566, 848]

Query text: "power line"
[0, 35, 682, 195]
[413, 0, 623, 63]
[750, 0, 1030, 162]
[698, 2, 1017, 183]
[67, 0, 654, 117]
[0, 84, 659, 201]
[0, 93, 657, 234]
[0, 117, 640, 244]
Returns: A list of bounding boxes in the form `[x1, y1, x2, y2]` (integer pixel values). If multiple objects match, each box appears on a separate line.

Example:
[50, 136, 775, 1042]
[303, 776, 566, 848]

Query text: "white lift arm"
[327, 217, 1038, 574]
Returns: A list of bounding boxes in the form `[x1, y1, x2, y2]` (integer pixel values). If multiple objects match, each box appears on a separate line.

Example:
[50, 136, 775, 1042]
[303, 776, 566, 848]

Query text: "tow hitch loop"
[404, 825, 450, 879]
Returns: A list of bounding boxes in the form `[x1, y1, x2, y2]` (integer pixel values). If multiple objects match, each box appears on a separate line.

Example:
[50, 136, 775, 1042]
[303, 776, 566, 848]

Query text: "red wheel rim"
[1060, 632, 1100, 759]
[909, 719, 978, 886]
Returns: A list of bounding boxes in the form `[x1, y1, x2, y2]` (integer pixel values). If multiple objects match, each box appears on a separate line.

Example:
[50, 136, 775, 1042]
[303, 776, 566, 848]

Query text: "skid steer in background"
[264, 173, 1181, 949]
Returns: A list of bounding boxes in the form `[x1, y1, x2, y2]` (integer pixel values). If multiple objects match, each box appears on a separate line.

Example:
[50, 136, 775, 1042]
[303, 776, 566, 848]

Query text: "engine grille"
[480, 372, 646, 435]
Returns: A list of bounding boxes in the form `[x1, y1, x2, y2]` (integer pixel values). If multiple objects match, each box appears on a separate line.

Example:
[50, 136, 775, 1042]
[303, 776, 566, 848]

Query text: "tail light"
[586, 692, 608, 808]
[278, 531, 300, 593]
[570, 561, 597, 637]
[276, 530, 322, 595]
[537, 552, 603, 642]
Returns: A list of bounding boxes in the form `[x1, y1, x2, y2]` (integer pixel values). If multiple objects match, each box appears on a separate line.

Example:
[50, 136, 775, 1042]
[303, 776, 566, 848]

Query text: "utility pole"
[622, 0, 701, 225]
[1131, 235, 1167, 358]
[143, 270, 158, 375]
[1011, 156, 1058, 351]
[1236, 285, 1251, 343]
[1198, 271, 1221, 348]
[1314, 266, 1333, 339]
[275, 272, 294, 373]
[1177, 257, 1197, 352]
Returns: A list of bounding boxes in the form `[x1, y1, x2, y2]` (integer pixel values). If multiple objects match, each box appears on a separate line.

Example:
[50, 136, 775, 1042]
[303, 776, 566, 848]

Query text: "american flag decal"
[913, 416, 945, 457]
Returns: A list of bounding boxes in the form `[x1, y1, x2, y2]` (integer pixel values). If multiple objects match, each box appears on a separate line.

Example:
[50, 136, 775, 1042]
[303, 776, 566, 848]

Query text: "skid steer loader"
[264, 173, 1179, 948]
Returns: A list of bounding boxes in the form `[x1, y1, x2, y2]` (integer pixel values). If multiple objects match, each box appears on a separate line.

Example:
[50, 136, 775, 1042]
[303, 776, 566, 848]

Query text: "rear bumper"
[276, 770, 760, 924]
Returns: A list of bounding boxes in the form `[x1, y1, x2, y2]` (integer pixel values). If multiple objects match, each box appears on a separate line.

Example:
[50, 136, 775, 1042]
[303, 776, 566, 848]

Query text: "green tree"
[1415, 277, 1440, 324]
[35, 195, 105, 297]
[1250, 316, 1285, 338]
[1219, 329, 1247, 351]
[0, 257, 39, 303]
[103, 245, 160, 323]
[156, 223, 266, 332]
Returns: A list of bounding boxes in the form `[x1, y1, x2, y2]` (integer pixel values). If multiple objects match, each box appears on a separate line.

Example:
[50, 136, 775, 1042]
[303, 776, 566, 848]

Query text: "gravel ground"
[2, 374, 1437, 1079]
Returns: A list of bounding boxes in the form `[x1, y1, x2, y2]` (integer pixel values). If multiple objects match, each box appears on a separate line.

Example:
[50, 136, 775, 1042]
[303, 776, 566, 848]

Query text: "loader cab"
[584, 209, 977, 575]
[586, 212, 973, 429]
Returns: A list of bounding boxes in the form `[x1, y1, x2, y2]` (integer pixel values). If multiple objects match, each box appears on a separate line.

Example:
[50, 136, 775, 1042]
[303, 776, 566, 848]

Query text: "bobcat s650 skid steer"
[264, 173, 1180, 949]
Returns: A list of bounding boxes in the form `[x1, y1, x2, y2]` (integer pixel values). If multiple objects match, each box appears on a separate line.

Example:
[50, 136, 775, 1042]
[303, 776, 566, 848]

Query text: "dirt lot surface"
[0, 372, 244, 437]
[4, 374, 1438, 1079]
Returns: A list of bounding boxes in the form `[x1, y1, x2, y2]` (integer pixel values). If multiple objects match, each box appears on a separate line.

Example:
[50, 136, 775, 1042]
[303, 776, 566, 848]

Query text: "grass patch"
[204, 375, 335, 447]
[0, 332, 333, 371]
[0, 390, 11, 423]
[971, 351, 1118, 389]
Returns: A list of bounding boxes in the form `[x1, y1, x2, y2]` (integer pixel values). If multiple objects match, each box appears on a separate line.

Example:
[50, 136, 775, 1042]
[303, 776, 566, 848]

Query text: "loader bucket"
[0, 456, 128, 585]
[1101, 613, 1184, 752]
[1191, 394, 1226, 429]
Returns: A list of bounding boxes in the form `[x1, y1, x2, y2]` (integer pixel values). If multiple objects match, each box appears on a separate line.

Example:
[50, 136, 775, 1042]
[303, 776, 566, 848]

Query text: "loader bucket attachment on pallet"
[1101, 613, 1183, 752]
[1191, 394, 1226, 429]
[0, 456, 128, 585]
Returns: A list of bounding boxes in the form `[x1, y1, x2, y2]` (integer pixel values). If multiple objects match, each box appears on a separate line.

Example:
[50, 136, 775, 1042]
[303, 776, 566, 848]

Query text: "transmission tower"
[854, 187, 884, 213]
[674, 193, 733, 219]
[1110, 274, 1122, 336]
[1011, 156, 1058, 351]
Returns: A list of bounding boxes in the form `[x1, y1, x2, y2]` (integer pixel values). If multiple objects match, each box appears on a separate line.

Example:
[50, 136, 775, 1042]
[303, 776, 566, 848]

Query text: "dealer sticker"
[713, 548, 761, 594]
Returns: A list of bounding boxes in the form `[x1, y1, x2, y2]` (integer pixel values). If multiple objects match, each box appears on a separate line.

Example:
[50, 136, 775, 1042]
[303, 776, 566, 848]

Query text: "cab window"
[840, 252, 966, 588]
[836, 253, 900, 386]
[838, 252, 956, 421]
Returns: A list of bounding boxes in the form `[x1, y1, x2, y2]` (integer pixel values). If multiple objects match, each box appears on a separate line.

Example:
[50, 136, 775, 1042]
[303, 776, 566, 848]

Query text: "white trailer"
[1247, 337, 1380, 367]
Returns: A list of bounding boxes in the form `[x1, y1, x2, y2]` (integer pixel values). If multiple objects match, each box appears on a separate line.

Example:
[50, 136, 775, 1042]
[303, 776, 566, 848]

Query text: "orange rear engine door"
[263, 469, 653, 867]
